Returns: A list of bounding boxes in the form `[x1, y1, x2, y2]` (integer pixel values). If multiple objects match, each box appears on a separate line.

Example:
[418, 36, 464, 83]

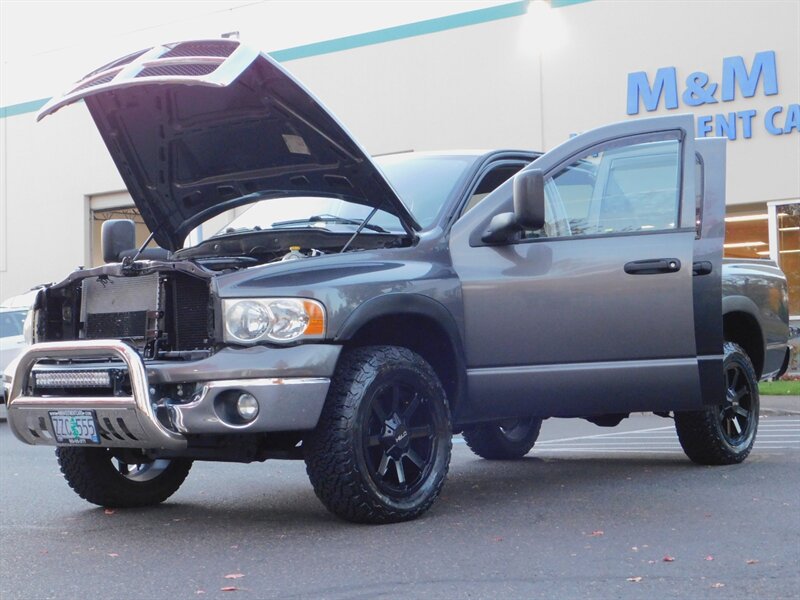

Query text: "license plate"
[49, 410, 100, 445]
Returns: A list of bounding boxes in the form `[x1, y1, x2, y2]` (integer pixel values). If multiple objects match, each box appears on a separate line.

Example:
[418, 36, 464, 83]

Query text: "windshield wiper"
[271, 214, 389, 233]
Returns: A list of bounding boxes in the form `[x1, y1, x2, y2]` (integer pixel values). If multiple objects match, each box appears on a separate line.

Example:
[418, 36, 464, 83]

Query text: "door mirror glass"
[513, 169, 546, 230]
[101, 219, 136, 263]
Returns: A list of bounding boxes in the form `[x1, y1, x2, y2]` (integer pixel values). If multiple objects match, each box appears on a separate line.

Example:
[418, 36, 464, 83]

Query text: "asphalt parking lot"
[1, 412, 798, 600]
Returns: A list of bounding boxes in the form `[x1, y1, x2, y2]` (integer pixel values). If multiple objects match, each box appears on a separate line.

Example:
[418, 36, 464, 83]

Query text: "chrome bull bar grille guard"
[7, 340, 186, 451]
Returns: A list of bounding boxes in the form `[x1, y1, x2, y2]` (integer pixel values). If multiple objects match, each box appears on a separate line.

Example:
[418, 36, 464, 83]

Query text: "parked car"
[0, 289, 40, 419]
[7, 40, 791, 523]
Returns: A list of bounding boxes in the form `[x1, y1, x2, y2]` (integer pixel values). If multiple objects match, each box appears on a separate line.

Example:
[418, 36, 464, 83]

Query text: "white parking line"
[534, 448, 681, 454]
[536, 426, 676, 444]
[454, 418, 800, 452]
[534, 447, 796, 453]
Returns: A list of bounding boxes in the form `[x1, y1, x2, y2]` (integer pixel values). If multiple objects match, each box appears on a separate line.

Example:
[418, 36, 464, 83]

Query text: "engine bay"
[175, 227, 410, 270]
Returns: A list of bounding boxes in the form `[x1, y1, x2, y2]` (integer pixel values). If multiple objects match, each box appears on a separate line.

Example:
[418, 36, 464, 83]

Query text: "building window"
[724, 211, 769, 259]
[771, 202, 799, 319]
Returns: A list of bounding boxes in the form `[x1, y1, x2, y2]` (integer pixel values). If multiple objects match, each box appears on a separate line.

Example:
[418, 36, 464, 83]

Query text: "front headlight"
[222, 298, 325, 344]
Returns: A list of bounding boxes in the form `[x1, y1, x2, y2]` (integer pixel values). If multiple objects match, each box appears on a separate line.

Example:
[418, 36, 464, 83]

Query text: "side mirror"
[101, 219, 136, 263]
[513, 169, 546, 230]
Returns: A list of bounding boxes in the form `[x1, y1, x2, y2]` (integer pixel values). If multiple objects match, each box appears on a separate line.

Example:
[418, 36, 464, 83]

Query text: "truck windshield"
[190, 154, 474, 244]
[0, 309, 28, 339]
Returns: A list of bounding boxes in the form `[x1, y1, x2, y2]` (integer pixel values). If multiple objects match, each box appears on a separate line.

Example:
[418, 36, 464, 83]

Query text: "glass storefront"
[724, 212, 769, 259]
[725, 202, 799, 374]
[769, 202, 799, 319]
[725, 203, 798, 318]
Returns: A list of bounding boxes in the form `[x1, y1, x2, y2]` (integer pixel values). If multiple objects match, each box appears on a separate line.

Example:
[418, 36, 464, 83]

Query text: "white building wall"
[283, 16, 543, 155]
[539, 0, 800, 208]
[0, 0, 798, 299]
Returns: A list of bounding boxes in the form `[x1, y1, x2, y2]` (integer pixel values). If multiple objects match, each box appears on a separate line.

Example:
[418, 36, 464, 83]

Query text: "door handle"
[624, 258, 681, 275]
[692, 261, 713, 276]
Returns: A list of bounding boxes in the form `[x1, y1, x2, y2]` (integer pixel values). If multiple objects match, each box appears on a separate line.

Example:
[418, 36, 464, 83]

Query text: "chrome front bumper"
[7, 340, 335, 450]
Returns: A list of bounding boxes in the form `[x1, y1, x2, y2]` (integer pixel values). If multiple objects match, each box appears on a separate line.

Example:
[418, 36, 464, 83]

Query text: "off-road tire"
[304, 346, 452, 524]
[675, 342, 760, 465]
[56, 447, 192, 507]
[462, 417, 543, 460]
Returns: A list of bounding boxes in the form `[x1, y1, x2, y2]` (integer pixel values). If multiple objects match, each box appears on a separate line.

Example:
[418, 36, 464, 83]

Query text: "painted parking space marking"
[453, 417, 800, 452]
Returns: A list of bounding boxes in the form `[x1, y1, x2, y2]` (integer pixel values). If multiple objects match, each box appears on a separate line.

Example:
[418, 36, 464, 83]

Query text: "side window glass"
[462, 163, 525, 216]
[526, 138, 681, 239]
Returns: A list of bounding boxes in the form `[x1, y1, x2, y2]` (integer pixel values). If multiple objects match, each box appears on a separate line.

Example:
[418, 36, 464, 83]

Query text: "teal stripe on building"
[269, 1, 527, 62]
[0, 0, 592, 119]
[550, 0, 592, 8]
[0, 98, 50, 119]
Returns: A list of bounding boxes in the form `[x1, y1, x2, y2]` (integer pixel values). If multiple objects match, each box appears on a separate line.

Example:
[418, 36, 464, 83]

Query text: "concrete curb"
[760, 395, 800, 416]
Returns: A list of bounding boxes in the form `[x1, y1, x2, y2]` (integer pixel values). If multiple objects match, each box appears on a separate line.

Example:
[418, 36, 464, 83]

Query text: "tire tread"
[304, 346, 451, 524]
[675, 342, 759, 465]
[56, 447, 192, 507]
[463, 419, 542, 460]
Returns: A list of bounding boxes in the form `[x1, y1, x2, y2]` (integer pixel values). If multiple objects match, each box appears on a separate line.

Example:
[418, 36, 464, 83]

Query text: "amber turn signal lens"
[303, 299, 325, 336]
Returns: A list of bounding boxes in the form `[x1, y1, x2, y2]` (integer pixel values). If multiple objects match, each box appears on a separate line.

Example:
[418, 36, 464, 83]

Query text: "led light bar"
[34, 371, 112, 388]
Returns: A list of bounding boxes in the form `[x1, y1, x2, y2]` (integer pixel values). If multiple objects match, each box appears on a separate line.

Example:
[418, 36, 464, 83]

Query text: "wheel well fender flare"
[335, 294, 462, 344]
[334, 293, 467, 402]
[722, 294, 766, 375]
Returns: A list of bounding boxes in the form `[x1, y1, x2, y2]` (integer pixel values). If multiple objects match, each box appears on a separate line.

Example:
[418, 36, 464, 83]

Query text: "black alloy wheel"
[718, 358, 757, 446]
[305, 346, 452, 524]
[675, 342, 760, 465]
[363, 380, 438, 497]
[463, 416, 542, 460]
[499, 419, 539, 442]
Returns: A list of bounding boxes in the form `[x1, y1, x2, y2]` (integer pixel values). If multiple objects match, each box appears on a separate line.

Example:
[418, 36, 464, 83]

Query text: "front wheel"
[675, 342, 760, 465]
[304, 346, 452, 524]
[56, 447, 192, 507]
[463, 417, 543, 460]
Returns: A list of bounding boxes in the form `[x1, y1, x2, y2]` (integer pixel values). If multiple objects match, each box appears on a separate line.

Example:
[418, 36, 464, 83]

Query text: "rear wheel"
[675, 342, 759, 465]
[56, 447, 192, 507]
[304, 346, 452, 524]
[463, 417, 543, 460]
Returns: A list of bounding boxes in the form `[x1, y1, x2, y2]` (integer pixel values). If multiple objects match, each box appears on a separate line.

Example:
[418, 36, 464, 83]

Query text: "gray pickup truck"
[7, 40, 791, 524]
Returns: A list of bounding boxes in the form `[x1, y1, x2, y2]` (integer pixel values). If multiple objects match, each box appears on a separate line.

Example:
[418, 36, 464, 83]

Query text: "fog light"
[236, 393, 259, 421]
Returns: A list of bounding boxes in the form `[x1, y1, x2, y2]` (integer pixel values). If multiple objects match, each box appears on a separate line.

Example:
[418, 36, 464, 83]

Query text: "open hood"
[38, 39, 419, 250]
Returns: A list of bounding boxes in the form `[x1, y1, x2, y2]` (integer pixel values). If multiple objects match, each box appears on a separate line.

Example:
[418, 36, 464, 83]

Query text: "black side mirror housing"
[513, 169, 546, 230]
[481, 212, 521, 244]
[101, 219, 136, 263]
[480, 169, 547, 245]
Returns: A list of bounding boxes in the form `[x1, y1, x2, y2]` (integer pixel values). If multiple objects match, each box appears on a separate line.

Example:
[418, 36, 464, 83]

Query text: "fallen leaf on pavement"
[589, 530, 604, 537]
[224, 574, 245, 580]
[711, 582, 725, 588]
[626, 576, 643, 583]
[746, 559, 759, 565]
[663, 555, 675, 562]
[221, 586, 239, 592]
[104, 509, 115, 515]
